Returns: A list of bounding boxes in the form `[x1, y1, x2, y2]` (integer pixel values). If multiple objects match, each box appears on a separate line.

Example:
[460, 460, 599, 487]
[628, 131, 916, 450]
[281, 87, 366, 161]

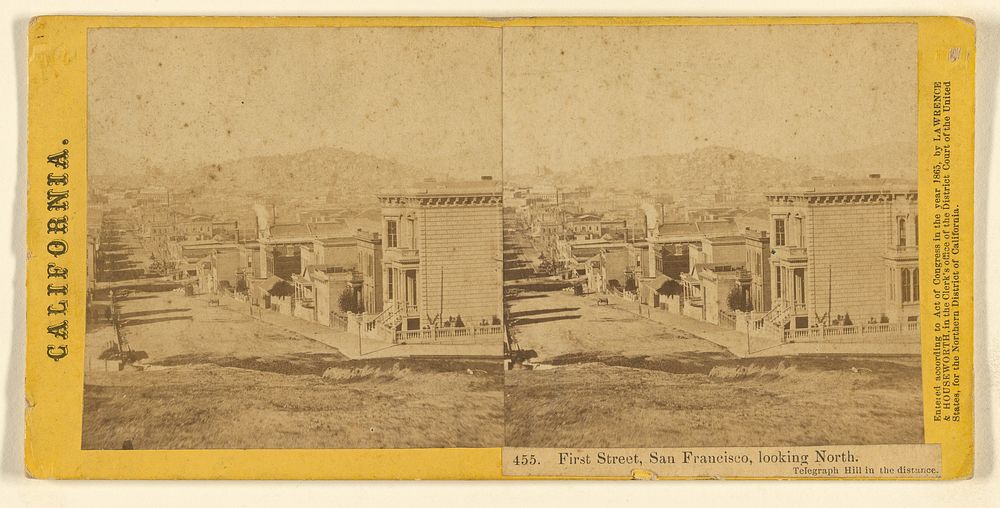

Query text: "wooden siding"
[417, 205, 503, 324]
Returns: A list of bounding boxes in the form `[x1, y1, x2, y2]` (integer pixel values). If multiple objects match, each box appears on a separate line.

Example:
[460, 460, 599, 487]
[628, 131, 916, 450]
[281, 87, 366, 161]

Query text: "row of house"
[537, 174, 920, 343]
[179, 178, 505, 346]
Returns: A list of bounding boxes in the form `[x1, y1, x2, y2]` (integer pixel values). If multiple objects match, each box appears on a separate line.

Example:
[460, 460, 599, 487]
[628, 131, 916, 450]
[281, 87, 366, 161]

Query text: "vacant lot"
[84, 287, 502, 449]
[505, 290, 924, 448]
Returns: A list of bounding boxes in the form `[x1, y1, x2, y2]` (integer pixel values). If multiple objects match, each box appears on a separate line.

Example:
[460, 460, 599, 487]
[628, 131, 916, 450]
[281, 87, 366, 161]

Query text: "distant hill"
[536, 146, 821, 193]
[797, 141, 918, 180]
[149, 146, 441, 204]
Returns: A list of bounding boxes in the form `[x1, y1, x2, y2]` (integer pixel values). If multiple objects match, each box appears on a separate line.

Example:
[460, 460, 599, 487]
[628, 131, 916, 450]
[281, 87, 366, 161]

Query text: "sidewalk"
[213, 294, 501, 360]
[748, 340, 920, 357]
[601, 294, 918, 359]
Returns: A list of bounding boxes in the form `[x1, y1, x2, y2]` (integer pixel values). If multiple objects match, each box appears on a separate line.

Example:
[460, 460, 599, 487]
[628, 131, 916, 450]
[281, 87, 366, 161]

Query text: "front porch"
[782, 320, 920, 343]
[353, 303, 504, 346]
[394, 323, 504, 345]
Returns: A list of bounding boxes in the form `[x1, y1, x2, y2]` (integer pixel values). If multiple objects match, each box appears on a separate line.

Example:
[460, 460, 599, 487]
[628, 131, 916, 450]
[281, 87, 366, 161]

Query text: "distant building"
[585, 249, 631, 294]
[645, 219, 742, 280]
[258, 223, 312, 280]
[208, 250, 241, 293]
[651, 243, 689, 279]
[168, 240, 239, 265]
[565, 214, 604, 238]
[302, 222, 359, 268]
[136, 186, 169, 208]
[298, 209, 348, 224]
[292, 264, 361, 326]
[697, 263, 752, 324]
[236, 240, 261, 280]
[743, 229, 772, 313]
[763, 176, 919, 332]
[211, 219, 240, 241]
[688, 235, 747, 270]
[355, 230, 384, 315]
[179, 215, 214, 240]
[679, 234, 750, 323]
[258, 222, 358, 281]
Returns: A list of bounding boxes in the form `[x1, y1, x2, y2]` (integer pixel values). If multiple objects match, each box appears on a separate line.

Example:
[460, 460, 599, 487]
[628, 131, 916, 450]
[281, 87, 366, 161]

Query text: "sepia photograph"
[80, 22, 927, 454]
[501, 24, 924, 448]
[83, 27, 505, 449]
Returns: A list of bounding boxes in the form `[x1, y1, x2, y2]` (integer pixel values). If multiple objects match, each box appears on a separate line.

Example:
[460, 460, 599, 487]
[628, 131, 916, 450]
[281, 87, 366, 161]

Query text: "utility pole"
[827, 264, 832, 326]
[746, 320, 752, 357]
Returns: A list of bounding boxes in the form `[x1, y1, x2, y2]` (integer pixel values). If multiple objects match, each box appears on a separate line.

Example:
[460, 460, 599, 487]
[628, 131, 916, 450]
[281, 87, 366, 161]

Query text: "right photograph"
[501, 24, 923, 448]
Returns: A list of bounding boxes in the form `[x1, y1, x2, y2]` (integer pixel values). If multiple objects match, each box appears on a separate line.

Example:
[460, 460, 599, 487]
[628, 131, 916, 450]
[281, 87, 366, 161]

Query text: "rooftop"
[693, 262, 747, 277]
[308, 222, 355, 240]
[656, 222, 701, 238]
[768, 175, 917, 197]
[303, 264, 356, 276]
[268, 223, 313, 240]
[696, 220, 741, 238]
[377, 178, 501, 198]
[704, 235, 748, 246]
[654, 220, 741, 240]
[178, 239, 238, 248]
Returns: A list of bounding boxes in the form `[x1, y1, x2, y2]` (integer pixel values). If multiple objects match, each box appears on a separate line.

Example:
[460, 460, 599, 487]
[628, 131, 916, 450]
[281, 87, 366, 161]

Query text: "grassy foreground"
[84, 357, 502, 450]
[505, 353, 923, 448]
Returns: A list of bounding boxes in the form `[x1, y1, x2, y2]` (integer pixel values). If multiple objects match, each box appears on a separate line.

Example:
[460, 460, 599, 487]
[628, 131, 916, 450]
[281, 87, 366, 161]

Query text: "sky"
[502, 23, 917, 174]
[89, 24, 916, 178]
[88, 27, 502, 177]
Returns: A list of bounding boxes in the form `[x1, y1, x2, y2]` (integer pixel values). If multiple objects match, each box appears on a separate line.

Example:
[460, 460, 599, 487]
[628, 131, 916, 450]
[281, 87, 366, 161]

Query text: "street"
[83, 283, 503, 449]
[505, 288, 924, 448]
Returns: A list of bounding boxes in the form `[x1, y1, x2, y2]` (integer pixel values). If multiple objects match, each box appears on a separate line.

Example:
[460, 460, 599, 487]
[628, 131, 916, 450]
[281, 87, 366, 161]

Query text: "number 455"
[512, 454, 538, 466]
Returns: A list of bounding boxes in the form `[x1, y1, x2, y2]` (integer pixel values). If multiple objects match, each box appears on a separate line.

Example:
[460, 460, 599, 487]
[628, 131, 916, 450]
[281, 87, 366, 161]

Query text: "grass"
[83, 288, 504, 450]
[84, 358, 502, 450]
[505, 289, 924, 448]
[505, 354, 923, 448]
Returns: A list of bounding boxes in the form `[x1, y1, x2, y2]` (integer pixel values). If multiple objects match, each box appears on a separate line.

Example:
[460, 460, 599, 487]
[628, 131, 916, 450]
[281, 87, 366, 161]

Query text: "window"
[901, 268, 911, 303]
[775, 267, 783, 298]
[897, 217, 907, 247]
[888, 268, 895, 301]
[793, 268, 806, 305]
[387, 268, 394, 300]
[914, 215, 919, 246]
[774, 219, 786, 246]
[795, 217, 804, 246]
[408, 218, 417, 248]
[386, 220, 398, 248]
[912, 268, 920, 301]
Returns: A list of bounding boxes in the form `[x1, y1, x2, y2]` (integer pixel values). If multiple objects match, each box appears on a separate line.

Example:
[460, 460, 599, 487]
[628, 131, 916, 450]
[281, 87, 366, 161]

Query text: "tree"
[235, 276, 248, 295]
[726, 285, 753, 312]
[338, 287, 362, 314]
[624, 276, 638, 293]
[270, 280, 294, 298]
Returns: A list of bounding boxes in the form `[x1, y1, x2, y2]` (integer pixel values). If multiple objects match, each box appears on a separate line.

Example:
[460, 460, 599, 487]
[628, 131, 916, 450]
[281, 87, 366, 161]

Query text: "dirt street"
[83, 285, 503, 449]
[505, 289, 924, 448]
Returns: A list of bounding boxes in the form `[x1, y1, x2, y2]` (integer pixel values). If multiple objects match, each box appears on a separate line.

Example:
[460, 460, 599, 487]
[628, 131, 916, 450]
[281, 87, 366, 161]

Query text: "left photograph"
[83, 27, 504, 449]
